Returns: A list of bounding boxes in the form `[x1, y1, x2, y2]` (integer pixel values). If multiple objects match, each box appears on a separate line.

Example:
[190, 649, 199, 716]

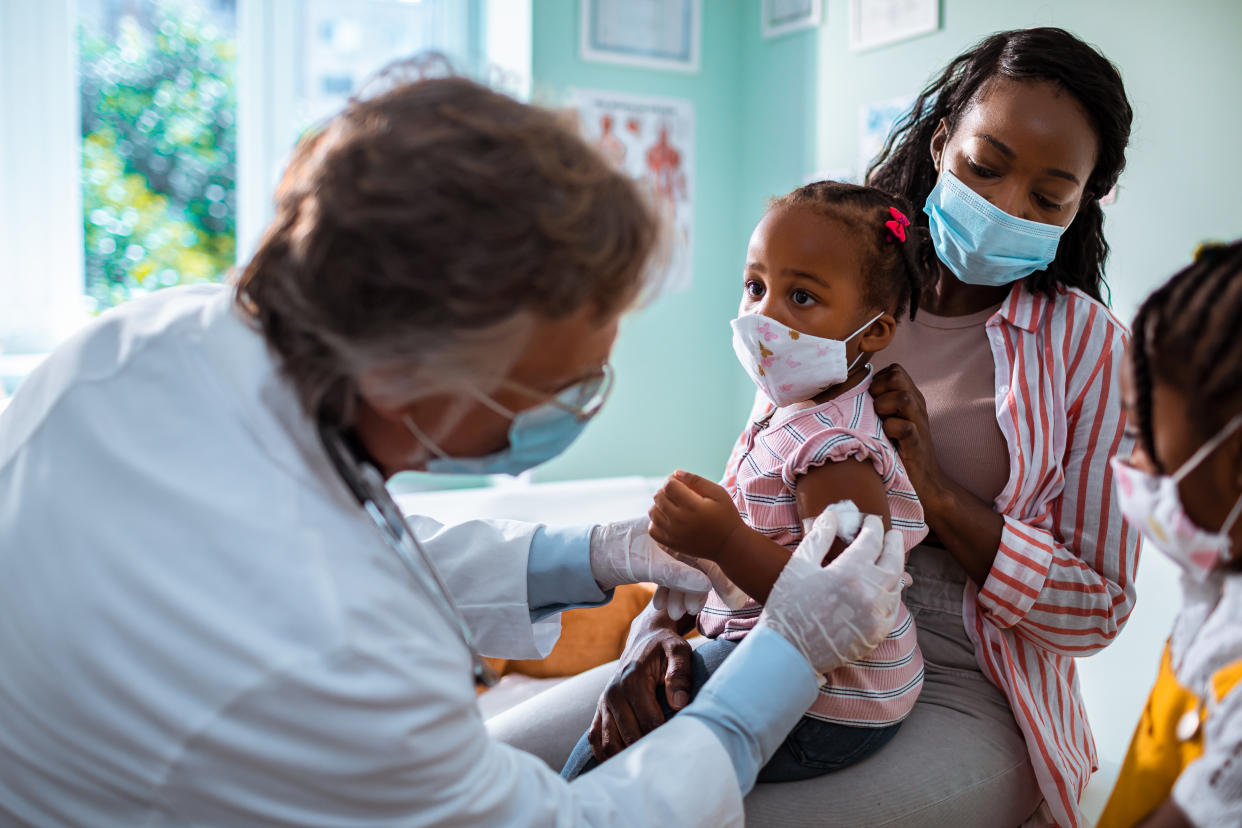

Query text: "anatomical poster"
[571, 89, 695, 293]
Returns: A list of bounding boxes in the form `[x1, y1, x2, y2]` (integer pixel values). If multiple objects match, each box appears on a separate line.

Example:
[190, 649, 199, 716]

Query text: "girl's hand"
[869, 364, 949, 512]
[647, 471, 744, 562]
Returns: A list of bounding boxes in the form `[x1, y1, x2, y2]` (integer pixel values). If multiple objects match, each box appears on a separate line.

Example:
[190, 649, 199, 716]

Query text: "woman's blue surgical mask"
[404, 365, 614, 476]
[924, 170, 1067, 287]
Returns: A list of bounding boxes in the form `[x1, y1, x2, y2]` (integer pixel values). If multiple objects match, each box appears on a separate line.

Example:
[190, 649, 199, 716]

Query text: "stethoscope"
[318, 420, 500, 689]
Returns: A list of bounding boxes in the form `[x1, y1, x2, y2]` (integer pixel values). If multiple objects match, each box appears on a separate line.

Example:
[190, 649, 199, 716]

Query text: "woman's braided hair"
[1131, 239, 1242, 468]
[768, 180, 935, 319]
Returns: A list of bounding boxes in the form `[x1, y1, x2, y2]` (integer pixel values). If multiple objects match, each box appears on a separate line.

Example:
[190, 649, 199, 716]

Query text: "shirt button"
[998, 385, 1010, 395]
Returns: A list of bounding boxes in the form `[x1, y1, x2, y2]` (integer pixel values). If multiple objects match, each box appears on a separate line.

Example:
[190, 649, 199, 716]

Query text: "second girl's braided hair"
[1131, 239, 1242, 469]
[769, 180, 935, 320]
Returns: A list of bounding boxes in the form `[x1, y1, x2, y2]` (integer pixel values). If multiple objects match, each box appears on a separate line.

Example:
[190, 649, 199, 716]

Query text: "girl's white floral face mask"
[730, 312, 880, 408]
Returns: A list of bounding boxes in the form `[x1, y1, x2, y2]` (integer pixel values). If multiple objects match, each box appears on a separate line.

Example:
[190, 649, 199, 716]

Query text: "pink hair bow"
[885, 207, 910, 243]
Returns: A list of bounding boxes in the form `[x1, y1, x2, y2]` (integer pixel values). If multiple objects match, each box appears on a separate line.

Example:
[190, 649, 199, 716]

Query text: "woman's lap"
[485, 659, 616, 770]
[486, 636, 719, 769]
[742, 663, 1041, 826]
[488, 625, 1042, 827]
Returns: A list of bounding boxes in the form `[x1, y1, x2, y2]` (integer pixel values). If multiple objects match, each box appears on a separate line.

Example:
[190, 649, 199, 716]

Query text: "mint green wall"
[529, 0, 752, 483]
[735, 17, 820, 271]
[529, 0, 1242, 484]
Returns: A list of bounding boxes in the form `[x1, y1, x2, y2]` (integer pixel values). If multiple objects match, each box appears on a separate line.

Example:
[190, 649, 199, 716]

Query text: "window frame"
[0, 0, 86, 372]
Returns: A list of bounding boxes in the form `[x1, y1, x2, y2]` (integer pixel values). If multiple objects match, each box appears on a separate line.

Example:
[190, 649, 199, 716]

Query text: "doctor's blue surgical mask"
[924, 170, 1067, 287]
[403, 365, 614, 476]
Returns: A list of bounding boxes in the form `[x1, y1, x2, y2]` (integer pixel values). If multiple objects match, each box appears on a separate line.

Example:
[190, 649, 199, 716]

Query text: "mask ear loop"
[845, 311, 885, 373]
[1168, 411, 1242, 549]
[1218, 492, 1242, 541]
[1212, 413, 1242, 542]
[403, 415, 453, 462]
[464, 385, 519, 420]
[1171, 412, 1242, 484]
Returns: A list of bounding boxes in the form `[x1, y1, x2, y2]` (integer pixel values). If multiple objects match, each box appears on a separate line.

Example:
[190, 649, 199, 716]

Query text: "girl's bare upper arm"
[795, 458, 891, 530]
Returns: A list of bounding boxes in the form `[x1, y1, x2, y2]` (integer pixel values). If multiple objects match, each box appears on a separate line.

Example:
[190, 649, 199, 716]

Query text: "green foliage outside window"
[79, 0, 236, 311]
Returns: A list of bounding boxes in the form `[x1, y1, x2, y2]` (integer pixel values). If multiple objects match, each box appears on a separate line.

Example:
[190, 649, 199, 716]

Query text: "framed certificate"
[580, 0, 700, 73]
[849, 0, 939, 52]
[762, 0, 823, 39]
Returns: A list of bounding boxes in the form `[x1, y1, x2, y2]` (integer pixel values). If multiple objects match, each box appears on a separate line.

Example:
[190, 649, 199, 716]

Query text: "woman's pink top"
[701, 375, 927, 727]
[874, 302, 1010, 505]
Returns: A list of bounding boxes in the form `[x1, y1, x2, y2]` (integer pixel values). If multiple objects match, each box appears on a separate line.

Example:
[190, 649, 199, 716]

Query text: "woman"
[0, 73, 909, 825]
[492, 28, 1138, 828]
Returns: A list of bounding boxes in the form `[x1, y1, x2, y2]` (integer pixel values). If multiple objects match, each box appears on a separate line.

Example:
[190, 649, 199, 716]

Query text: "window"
[0, 0, 530, 404]
[79, 0, 239, 312]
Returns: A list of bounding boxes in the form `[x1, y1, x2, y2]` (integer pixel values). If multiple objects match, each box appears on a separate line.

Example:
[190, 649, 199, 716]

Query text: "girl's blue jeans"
[560, 637, 902, 783]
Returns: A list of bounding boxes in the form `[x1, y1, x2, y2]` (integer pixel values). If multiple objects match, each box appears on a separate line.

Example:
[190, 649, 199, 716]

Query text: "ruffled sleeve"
[780, 426, 895, 491]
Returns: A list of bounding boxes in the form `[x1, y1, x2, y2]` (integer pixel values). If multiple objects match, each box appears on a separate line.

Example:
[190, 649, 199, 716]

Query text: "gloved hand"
[756, 509, 906, 677]
[651, 499, 872, 620]
[590, 515, 712, 594]
[651, 554, 749, 620]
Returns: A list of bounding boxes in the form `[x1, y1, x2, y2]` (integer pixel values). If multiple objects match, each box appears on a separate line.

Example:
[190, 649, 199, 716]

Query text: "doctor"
[0, 74, 907, 825]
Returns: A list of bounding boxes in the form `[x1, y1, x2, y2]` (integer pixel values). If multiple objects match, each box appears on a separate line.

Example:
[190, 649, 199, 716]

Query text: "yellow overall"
[1097, 642, 1242, 827]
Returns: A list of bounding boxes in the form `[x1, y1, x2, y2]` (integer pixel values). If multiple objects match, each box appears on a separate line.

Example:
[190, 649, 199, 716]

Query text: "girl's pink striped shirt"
[702, 376, 928, 727]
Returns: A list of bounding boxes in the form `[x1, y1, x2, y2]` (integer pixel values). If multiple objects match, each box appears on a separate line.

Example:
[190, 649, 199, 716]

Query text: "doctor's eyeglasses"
[485, 363, 615, 423]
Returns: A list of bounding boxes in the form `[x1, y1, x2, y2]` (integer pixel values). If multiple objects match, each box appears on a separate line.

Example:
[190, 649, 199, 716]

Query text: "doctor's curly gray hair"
[235, 67, 659, 428]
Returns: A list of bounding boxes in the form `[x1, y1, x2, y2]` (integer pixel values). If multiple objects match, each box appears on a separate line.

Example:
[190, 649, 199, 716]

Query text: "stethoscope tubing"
[319, 422, 499, 688]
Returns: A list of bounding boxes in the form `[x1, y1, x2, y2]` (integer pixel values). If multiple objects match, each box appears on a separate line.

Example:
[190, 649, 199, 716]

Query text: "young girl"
[1097, 240, 1242, 828]
[562, 180, 932, 782]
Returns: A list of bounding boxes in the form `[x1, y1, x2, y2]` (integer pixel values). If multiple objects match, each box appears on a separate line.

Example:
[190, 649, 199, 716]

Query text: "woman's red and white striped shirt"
[957, 285, 1137, 828]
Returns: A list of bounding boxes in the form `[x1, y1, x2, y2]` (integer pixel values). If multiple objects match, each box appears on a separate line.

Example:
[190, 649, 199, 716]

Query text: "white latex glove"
[589, 515, 712, 594]
[653, 499, 868, 620]
[756, 510, 906, 677]
[652, 553, 749, 620]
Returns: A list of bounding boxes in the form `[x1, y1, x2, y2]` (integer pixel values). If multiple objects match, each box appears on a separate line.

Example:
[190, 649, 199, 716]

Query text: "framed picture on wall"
[580, 0, 700, 73]
[571, 89, 696, 292]
[762, 0, 823, 39]
[849, 0, 939, 52]
[858, 94, 917, 179]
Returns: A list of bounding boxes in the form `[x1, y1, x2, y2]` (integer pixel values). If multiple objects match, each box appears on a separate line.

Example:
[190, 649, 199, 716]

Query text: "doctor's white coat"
[0, 285, 742, 826]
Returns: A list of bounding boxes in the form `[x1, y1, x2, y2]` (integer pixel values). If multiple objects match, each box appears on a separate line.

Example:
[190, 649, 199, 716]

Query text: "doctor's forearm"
[921, 479, 1005, 587]
[680, 626, 820, 794]
[526, 525, 611, 621]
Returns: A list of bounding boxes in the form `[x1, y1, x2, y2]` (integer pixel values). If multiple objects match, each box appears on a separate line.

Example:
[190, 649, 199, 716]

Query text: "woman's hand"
[869, 364, 949, 510]
[869, 362, 1005, 585]
[587, 608, 695, 761]
[648, 470, 745, 561]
